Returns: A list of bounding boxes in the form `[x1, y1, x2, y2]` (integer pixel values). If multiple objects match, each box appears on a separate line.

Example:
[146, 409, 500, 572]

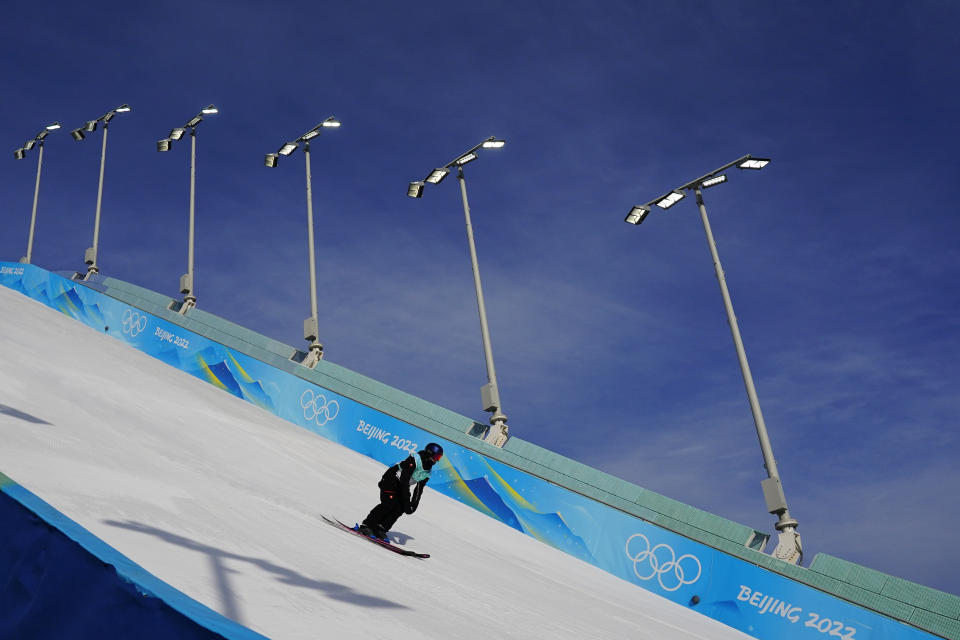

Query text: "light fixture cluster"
[70, 104, 131, 141]
[265, 116, 340, 167]
[157, 105, 218, 152]
[624, 154, 771, 225]
[13, 122, 61, 159]
[407, 135, 506, 198]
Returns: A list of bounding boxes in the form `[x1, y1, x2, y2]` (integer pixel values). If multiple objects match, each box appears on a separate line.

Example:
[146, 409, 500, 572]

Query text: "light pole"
[407, 136, 510, 447]
[70, 104, 131, 279]
[157, 104, 218, 314]
[14, 122, 61, 264]
[264, 116, 341, 369]
[625, 155, 803, 564]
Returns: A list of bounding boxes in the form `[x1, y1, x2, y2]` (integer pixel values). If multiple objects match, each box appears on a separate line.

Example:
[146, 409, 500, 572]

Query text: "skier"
[359, 442, 444, 540]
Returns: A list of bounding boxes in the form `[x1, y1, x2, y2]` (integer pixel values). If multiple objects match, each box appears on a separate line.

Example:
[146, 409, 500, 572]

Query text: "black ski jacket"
[379, 450, 435, 514]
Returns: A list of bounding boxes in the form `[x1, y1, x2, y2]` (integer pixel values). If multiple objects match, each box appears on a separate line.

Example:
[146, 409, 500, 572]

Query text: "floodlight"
[702, 174, 727, 188]
[407, 181, 425, 198]
[425, 168, 449, 184]
[23, 140, 36, 151]
[625, 205, 650, 225]
[45, 122, 61, 130]
[70, 105, 131, 279]
[622, 153, 799, 553]
[405, 134, 510, 446]
[655, 190, 685, 209]
[262, 118, 340, 368]
[455, 152, 478, 166]
[157, 106, 220, 312]
[36, 130, 49, 141]
[738, 158, 770, 170]
[14, 148, 25, 160]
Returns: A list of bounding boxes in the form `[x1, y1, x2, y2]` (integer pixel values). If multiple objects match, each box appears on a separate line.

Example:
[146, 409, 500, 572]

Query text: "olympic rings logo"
[121, 309, 148, 337]
[625, 533, 702, 592]
[300, 388, 340, 426]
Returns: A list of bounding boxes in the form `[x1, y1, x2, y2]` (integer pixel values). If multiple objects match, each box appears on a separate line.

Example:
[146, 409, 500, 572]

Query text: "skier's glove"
[407, 484, 424, 514]
[406, 495, 420, 514]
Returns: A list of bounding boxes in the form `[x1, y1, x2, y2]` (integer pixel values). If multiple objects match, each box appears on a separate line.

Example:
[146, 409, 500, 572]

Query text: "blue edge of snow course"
[0, 475, 267, 640]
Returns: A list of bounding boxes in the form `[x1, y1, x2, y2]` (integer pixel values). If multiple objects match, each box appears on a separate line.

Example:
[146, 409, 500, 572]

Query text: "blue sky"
[3, 1, 959, 594]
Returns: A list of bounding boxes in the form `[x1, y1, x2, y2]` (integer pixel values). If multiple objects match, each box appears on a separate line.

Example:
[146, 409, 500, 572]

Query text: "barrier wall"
[0, 262, 952, 640]
[0, 471, 267, 640]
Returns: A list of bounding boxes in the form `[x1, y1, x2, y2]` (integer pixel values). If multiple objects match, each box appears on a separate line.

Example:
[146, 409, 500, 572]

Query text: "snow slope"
[0, 284, 751, 640]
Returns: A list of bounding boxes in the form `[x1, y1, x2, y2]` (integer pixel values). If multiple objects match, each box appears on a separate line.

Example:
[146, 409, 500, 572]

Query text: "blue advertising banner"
[0, 262, 938, 640]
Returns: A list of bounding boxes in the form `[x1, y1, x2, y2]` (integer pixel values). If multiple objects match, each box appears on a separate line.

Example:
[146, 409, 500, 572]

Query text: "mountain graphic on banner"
[48, 282, 107, 329]
[146, 341, 274, 411]
[513, 509, 595, 563]
[433, 474, 594, 562]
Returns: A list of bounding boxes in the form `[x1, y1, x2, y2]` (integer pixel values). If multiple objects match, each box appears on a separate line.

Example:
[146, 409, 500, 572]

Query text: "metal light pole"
[157, 105, 218, 314]
[14, 122, 61, 264]
[624, 155, 803, 564]
[264, 116, 341, 369]
[70, 104, 130, 279]
[301, 139, 321, 366]
[186, 127, 197, 308]
[407, 136, 510, 447]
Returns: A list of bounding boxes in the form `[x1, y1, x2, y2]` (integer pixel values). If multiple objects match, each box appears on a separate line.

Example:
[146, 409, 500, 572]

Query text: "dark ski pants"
[362, 488, 408, 533]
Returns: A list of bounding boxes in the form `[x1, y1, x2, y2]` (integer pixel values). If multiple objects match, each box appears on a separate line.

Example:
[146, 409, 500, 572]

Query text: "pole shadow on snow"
[0, 403, 53, 425]
[103, 519, 410, 624]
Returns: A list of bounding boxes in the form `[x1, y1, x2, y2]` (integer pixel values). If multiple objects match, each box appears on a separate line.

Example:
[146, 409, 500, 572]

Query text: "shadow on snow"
[103, 518, 410, 625]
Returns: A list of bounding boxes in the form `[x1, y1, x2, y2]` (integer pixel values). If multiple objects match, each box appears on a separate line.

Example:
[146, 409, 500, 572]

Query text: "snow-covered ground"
[0, 284, 752, 640]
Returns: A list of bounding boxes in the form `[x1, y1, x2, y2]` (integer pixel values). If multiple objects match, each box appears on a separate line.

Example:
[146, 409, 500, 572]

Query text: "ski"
[320, 515, 430, 559]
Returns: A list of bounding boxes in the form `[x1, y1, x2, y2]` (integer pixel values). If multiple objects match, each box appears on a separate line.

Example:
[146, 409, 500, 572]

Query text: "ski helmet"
[424, 442, 444, 462]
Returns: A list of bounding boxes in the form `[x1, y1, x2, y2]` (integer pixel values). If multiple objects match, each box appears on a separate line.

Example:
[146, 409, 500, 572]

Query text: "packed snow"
[0, 284, 752, 639]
